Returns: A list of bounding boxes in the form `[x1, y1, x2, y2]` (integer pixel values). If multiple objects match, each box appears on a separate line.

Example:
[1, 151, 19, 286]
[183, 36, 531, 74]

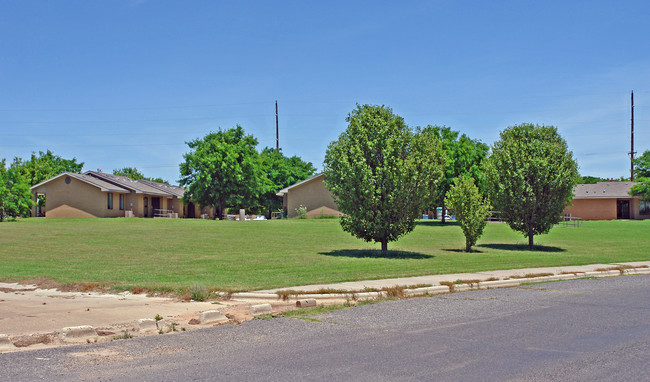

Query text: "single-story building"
[30, 171, 211, 218]
[276, 173, 343, 218]
[564, 182, 650, 220]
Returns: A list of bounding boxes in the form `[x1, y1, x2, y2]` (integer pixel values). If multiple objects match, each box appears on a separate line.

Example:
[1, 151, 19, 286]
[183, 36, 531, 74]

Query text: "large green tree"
[179, 126, 262, 219]
[11, 150, 83, 216]
[630, 150, 650, 200]
[485, 123, 579, 249]
[257, 148, 316, 217]
[445, 176, 490, 252]
[323, 104, 444, 253]
[0, 159, 34, 222]
[13, 150, 84, 186]
[419, 126, 489, 223]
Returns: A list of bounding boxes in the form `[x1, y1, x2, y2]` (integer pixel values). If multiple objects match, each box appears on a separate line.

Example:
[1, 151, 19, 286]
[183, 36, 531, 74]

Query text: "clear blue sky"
[1, 1, 648, 184]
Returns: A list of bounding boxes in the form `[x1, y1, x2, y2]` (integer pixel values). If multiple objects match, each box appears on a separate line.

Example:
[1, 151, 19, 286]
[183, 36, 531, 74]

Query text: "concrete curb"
[250, 304, 273, 315]
[231, 265, 649, 301]
[296, 299, 317, 307]
[199, 310, 228, 324]
[138, 318, 158, 332]
[0, 334, 15, 350]
[60, 325, 98, 341]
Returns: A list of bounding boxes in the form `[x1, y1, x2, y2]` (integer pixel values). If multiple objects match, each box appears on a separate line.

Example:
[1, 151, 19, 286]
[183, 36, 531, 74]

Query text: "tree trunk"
[528, 230, 534, 249]
[441, 203, 446, 224]
[465, 238, 472, 252]
[381, 240, 388, 253]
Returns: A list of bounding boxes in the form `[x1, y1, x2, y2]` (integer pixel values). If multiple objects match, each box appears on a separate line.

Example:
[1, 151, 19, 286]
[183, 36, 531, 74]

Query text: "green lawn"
[0, 217, 648, 293]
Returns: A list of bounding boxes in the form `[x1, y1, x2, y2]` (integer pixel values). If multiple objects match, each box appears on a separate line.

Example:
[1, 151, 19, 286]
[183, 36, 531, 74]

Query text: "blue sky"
[1, 1, 648, 184]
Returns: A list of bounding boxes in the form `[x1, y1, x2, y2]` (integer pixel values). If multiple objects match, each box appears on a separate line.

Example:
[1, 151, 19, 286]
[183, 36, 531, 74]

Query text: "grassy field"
[0, 217, 648, 293]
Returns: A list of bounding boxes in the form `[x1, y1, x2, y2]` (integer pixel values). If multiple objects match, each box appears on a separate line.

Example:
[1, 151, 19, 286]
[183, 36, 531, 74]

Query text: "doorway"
[617, 199, 630, 219]
[152, 197, 161, 217]
[186, 202, 195, 218]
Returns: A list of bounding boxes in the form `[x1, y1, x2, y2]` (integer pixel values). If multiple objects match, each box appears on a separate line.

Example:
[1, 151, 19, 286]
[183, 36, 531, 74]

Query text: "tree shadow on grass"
[320, 249, 433, 259]
[442, 248, 485, 254]
[477, 243, 566, 252]
[416, 220, 459, 227]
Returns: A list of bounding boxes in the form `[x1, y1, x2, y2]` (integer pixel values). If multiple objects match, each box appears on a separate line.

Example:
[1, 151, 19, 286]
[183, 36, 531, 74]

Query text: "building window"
[641, 200, 650, 215]
[119, 194, 125, 210]
[107, 193, 113, 210]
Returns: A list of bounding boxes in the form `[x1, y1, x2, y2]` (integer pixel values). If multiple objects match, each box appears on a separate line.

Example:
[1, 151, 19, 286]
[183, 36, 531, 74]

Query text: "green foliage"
[632, 150, 650, 179]
[418, 126, 489, 221]
[113, 167, 168, 184]
[630, 178, 650, 201]
[485, 123, 579, 248]
[579, 175, 608, 184]
[257, 148, 316, 216]
[12, 150, 84, 186]
[295, 205, 307, 219]
[323, 104, 444, 252]
[0, 159, 34, 222]
[179, 126, 262, 219]
[445, 176, 490, 252]
[631, 151, 650, 201]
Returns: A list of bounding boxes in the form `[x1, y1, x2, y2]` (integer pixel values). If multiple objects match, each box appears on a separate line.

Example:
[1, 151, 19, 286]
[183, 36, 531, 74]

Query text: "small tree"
[419, 126, 489, 223]
[445, 176, 490, 252]
[323, 104, 444, 253]
[485, 123, 578, 249]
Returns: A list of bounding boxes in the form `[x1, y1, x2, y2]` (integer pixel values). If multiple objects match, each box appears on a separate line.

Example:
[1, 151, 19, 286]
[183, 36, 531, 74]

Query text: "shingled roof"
[84, 171, 184, 198]
[572, 182, 639, 199]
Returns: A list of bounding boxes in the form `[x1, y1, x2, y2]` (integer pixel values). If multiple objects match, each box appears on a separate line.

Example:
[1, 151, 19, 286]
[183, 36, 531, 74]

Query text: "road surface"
[1, 275, 648, 381]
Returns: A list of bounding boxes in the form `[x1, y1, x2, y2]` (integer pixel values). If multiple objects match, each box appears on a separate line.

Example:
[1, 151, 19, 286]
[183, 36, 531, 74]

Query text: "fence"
[485, 211, 581, 227]
[154, 209, 178, 219]
[556, 215, 582, 227]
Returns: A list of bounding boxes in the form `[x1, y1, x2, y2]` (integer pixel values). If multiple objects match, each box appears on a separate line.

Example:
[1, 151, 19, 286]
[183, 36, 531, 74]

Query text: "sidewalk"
[1, 261, 648, 352]
[232, 261, 650, 300]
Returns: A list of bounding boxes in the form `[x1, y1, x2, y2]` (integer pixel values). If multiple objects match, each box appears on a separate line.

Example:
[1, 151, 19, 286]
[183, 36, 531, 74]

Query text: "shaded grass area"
[0, 218, 648, 293]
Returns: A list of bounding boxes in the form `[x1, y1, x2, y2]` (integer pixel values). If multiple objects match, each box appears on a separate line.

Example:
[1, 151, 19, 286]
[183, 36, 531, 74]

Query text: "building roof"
[572, 182, 639, 199]
[31, 172, 131, 193]
[85, 171, 182, 197]
[31, 171, 185, 199]
[276, 173, 324, 197]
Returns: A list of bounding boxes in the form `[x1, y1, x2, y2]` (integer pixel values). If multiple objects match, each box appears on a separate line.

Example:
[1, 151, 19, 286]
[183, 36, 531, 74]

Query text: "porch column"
[32, 192, 38, 217]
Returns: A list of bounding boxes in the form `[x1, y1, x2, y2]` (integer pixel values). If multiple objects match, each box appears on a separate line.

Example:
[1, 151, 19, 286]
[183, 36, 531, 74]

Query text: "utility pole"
[630, 91, 635, 181]
[275, 100, 279, 151]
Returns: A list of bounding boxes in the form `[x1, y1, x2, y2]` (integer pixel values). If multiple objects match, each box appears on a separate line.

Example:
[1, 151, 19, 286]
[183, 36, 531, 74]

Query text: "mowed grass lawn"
[1, 217, 648, 292]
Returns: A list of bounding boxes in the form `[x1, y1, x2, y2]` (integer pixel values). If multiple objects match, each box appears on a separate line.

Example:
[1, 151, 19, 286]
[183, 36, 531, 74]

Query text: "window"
[119, 194, 125, 210]
[107, 193, 113, 210]
[641, 200, 650, 215]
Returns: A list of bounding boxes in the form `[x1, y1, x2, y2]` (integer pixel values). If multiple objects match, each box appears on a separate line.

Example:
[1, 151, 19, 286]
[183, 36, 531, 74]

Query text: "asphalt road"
[1, 275, 648, 382]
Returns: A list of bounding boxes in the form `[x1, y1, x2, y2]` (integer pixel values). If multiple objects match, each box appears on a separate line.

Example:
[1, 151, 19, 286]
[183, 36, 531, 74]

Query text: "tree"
[633, 150, 650, 178]
[257, 148, 316, 217]
[11, 150, 84, 216]
[485, 123, 579, 249]
[113, 167, 168, 184]
[0, 159, 34, 222]
[13, 150, 84, 186]
[630, 150, 650, 200]
[323, 104, 444, 253]
[419, 126, 489, 223]
[444, 176, 490, 252]
[579, 175, 608, 184]
[179, 126, 262, 219]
